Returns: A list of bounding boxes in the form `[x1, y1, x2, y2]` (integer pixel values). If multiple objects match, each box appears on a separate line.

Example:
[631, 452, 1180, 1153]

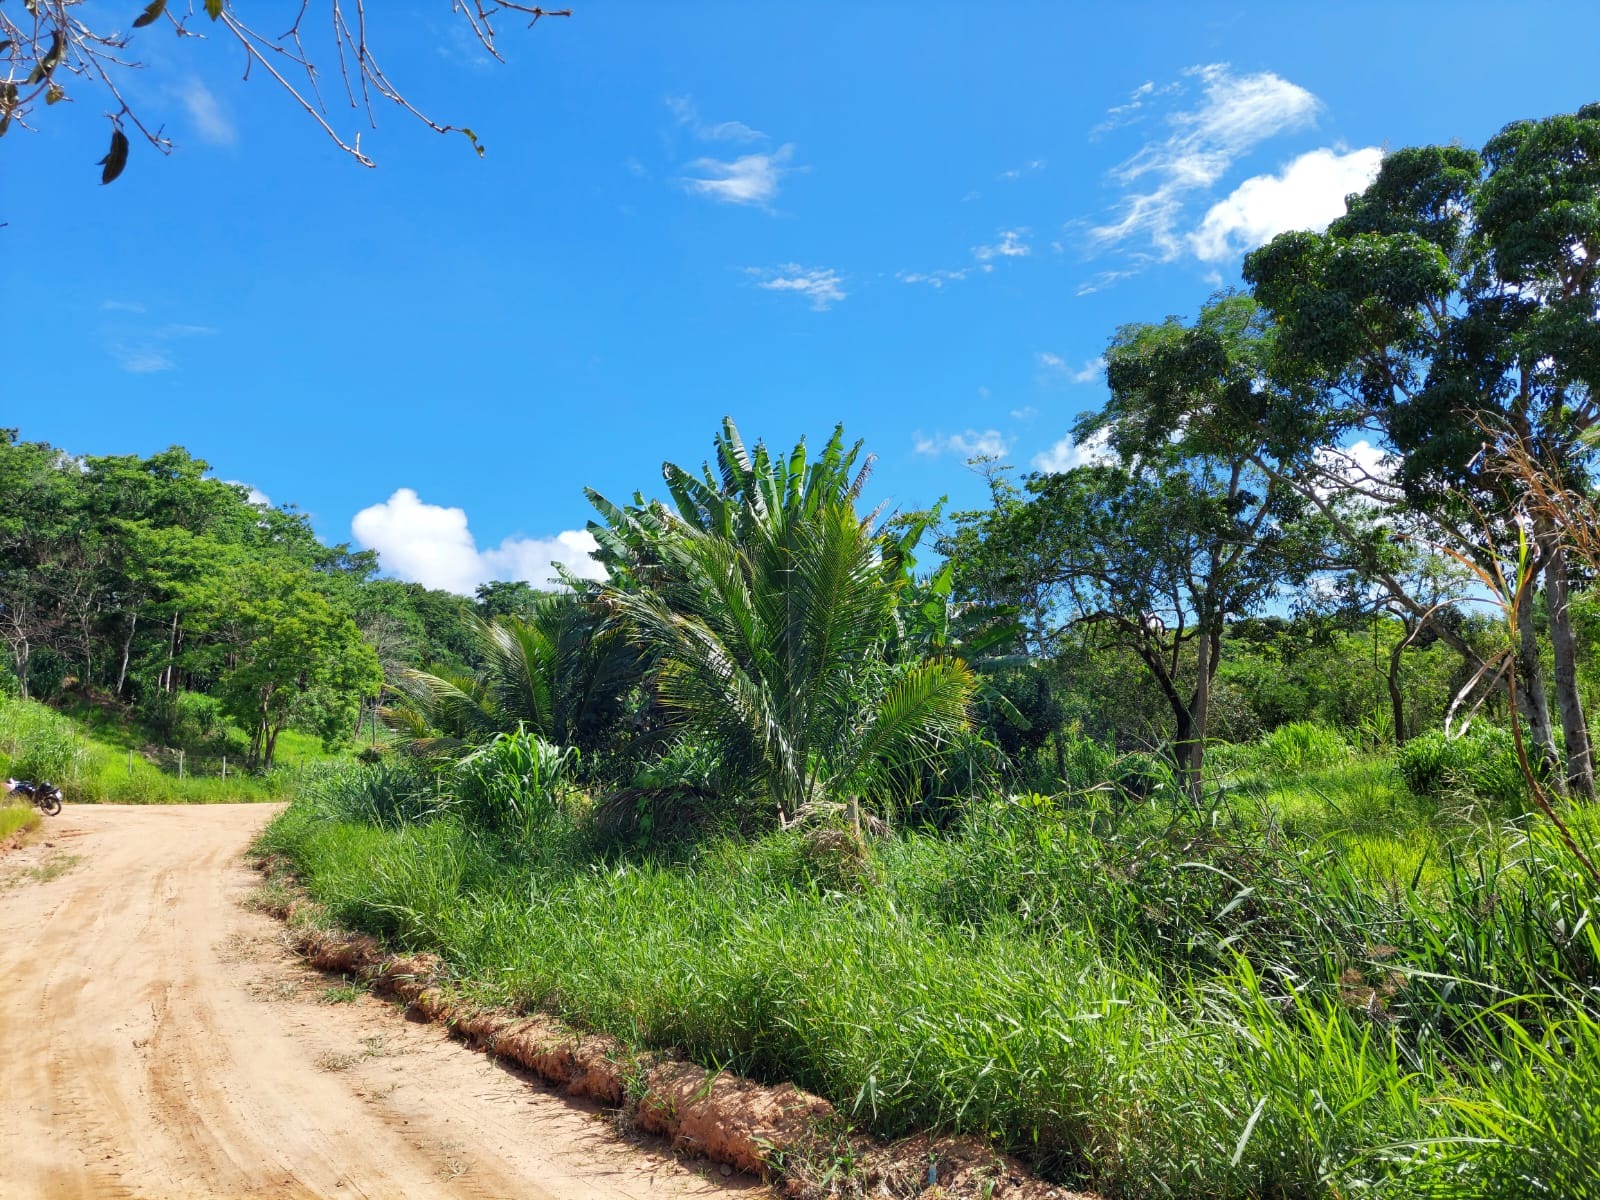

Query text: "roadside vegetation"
[13, 104, 1600, 1195]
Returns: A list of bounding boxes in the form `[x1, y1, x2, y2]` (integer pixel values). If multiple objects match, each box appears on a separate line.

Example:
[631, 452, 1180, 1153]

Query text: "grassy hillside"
[0, 692, 349, 804]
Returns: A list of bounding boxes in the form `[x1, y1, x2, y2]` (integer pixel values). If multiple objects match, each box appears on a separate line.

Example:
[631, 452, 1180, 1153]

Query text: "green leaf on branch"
[98, 127, 130, 185]
[45, 83, 64, 105]
[204, 0, 223, 19]
[461, 127, 485, 158]
[132, 0, 168, 28]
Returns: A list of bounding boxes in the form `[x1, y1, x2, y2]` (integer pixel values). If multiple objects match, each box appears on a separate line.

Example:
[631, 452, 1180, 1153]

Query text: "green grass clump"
[260, 750, 1600, 1199]
[0, 799, 41, 841]
[1257, 721, 1351, 774]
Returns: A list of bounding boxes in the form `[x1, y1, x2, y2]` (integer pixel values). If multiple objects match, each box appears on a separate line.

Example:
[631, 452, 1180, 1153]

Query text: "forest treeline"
[0, 435, 555, 770]
[6, 103, 1600, 813]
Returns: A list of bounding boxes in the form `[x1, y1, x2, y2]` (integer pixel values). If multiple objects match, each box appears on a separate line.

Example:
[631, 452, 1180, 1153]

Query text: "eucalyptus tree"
[1245, 105, 1600, 795]
[588, 419, 975, 826]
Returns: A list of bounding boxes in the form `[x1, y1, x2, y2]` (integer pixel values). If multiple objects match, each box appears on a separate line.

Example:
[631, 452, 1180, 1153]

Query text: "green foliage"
[265, 746, 1600, 1199]
[592, 419, 977, 825]
[1395, 726, 1531, 812]
[1256, 721, 1350, 774]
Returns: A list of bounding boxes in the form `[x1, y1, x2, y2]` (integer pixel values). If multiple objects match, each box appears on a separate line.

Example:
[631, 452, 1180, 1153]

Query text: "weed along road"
[0, 804, 744, 1200]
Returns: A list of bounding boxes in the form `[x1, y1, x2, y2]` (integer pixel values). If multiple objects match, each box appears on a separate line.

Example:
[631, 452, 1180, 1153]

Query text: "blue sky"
[6, 2, 1595, 594]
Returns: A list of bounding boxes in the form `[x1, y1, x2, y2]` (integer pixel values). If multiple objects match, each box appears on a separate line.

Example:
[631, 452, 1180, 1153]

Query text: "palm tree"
[591, 420, 974, 824]
[385, 593, 640, 757]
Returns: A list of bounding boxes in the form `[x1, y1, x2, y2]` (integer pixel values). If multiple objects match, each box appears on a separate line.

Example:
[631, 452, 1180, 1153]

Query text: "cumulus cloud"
[1188, 145, 1382, 261]
[1031, 428, 1116, 474]
[351, 488, 605, 596]
[225, 481, 272, 507]
[1090, 63, 1321, 261]
[972, 229, 1031, 263]
[179, 79, 236, 146]
[683, 144, 795, 206]
[913, 429, 1009, 459]
[747, 264, 846, 311]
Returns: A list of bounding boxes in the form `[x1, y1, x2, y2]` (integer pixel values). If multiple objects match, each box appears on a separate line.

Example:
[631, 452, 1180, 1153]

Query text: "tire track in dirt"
[0, 804, 754, 1200]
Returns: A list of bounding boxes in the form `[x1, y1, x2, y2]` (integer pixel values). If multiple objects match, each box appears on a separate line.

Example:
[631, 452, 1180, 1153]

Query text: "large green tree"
[1245, 106, 1600, 795]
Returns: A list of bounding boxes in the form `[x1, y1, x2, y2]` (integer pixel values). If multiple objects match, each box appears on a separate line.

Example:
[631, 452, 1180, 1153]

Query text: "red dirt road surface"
[0, 804, 755, 1200]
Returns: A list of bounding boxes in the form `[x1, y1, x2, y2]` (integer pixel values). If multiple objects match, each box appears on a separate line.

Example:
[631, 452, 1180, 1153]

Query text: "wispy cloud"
[914, 429, 1010, 459]
[1091, 79, 1181, 137]
[746, 264, 846, 311]
[1189, 145, 1381, 261]
[999, 158, 1046, 180]
[666, 95, 766, 143]
[684, 144, 796, 207]
[1011, 406, 1039, 421]
[1036, 352, 1105, 385]
[104, 315, 218, 374]
[897, 269, 969, 289]
[179, 78, 236, 146]
[1089, 64, 1321, 262]
[110, 345, 176, 374]
[972, 229, 1031, 265]
[101, 299, 147, 314]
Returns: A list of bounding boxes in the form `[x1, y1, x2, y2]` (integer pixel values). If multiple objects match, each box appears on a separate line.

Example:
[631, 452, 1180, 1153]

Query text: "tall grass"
[260, 749, 1600, 1199]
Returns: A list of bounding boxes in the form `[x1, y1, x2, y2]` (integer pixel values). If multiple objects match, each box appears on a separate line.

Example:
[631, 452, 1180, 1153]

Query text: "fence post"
[128, 749, 133, 776]
[178, 749, 185, 780]
[222, 756, 227, 781]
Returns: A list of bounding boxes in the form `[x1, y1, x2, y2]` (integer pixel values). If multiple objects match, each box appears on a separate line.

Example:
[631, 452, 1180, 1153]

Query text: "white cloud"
[973, 229, 1031, 262]
[351, 488, 605, 596]
[914, 429, 1009, 459]
[1189, 145, 1383, 261]
[667, 95, 766, 143]
[1036, 353, 1105, 385]
[1032, 428, 1116, 474]
[110, 344, 175, 374]
[683, 144, 795, 206]
[180, 79, 236, 146]
[1010, 406, 1039, 421]
[101, 299, 147, 313]
[1090, 63, 1321, 261]
[225, 481, 272, 507]
[747, 264, 846, 311]
[897, 269, 969, 288]
[1092, 79, 1182, 136]
[999, 158, 1046, 180]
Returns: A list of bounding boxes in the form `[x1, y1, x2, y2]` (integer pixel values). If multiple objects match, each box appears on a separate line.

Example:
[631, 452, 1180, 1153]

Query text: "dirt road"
[0, 805, 751, 1200]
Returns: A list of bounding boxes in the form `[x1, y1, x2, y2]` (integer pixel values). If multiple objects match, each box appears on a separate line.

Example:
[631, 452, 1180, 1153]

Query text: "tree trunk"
[1515, 582, 1560, 776]
[116, 611, 137, 697]
[1180, 628, 1218, 805]
[163, 611, 180, 693]
[1540, 530, 1594, 799]
[1387, 630, 1409, 746]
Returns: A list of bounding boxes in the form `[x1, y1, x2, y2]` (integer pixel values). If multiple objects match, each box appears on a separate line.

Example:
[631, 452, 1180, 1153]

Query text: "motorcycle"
[4, 778, 63, 817]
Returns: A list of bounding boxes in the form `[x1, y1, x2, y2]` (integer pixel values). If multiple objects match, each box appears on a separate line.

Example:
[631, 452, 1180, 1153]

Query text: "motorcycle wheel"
[39, 791, 62, 816]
